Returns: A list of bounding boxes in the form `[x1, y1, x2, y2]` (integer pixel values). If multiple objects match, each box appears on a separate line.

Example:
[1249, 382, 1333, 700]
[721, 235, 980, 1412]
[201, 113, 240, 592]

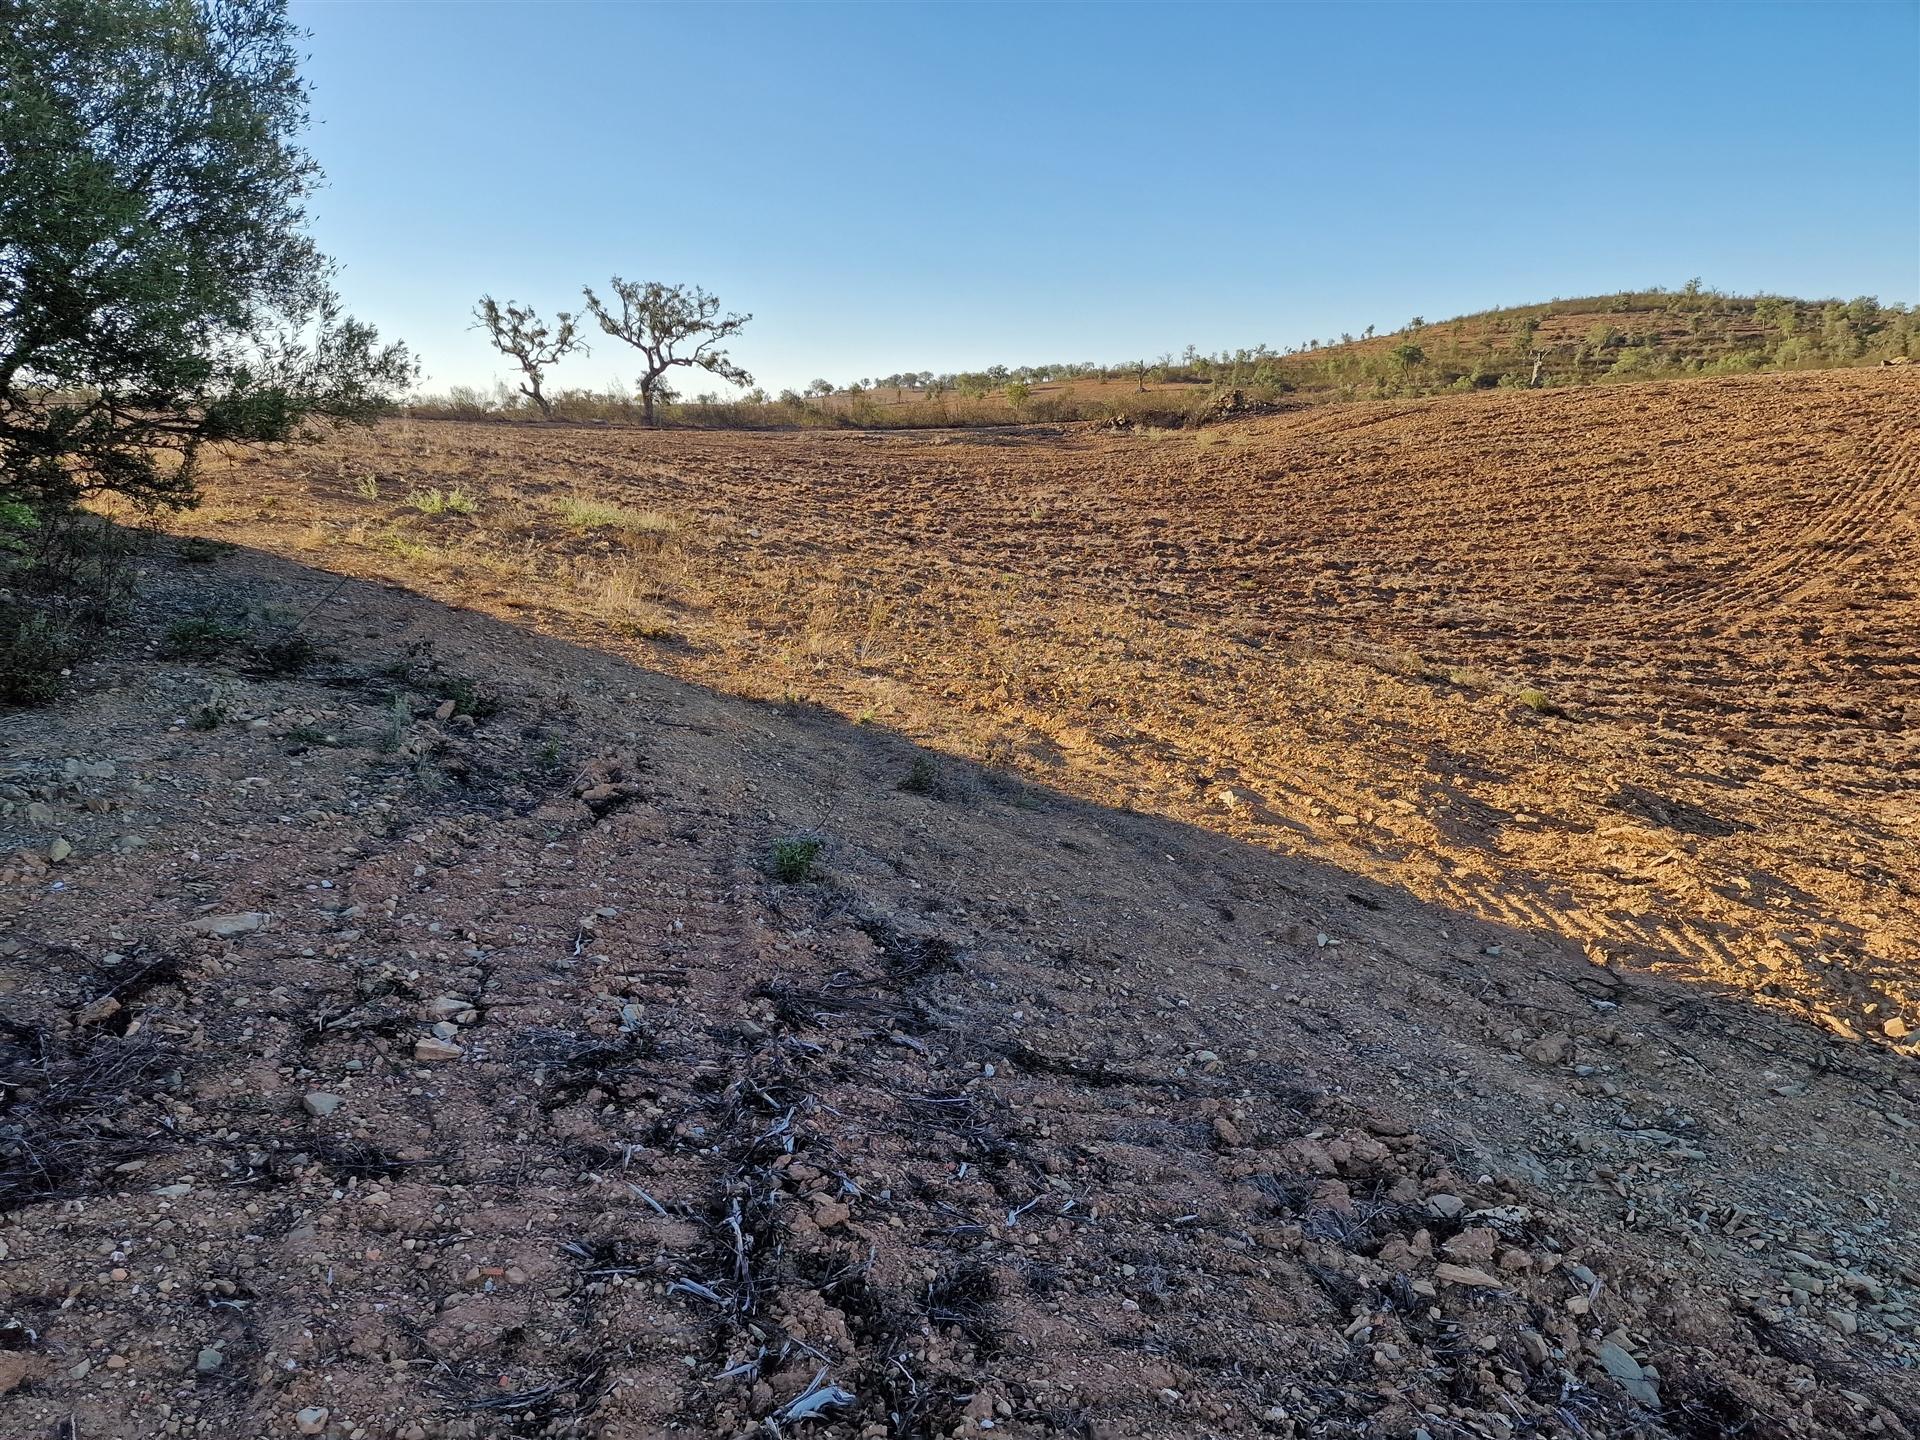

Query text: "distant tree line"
[795, 285, 1915, 402]
[428, 284, 1917, 430]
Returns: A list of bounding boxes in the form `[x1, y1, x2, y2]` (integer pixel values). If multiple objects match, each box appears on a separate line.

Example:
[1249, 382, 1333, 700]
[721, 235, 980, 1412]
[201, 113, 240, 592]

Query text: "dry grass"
[550, 495, 680, 539]
[407, 485, 479, 516]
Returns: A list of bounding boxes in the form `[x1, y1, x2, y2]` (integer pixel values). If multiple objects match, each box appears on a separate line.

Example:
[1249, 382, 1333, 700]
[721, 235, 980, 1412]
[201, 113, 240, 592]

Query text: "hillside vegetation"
[409, 283, 1918, 429]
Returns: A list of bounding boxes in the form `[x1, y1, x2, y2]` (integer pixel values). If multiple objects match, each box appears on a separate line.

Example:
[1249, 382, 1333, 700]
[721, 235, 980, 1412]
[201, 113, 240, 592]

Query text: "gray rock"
[195, 1347, 224, 1373]
[296, 1406, 330, 1435]
[187, 911, 268, 938]
[301, 1092, 344, 1117]
[1596, 1340, 1658, 1405]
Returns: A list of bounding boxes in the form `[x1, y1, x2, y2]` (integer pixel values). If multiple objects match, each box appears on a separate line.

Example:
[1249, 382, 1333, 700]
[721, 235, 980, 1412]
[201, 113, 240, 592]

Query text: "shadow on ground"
[0, 533, 1914, 1439]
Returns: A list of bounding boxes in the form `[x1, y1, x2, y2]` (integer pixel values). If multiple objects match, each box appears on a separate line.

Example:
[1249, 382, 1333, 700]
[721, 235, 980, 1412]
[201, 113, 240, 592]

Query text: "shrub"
[0, 500, 36, 554]
[178, 536, 231, 564]
[433, 674, 501, 720]
[770, 837, 823, 883]
[0, 608, 72, 704]
[376, 692, 410, 753]
[1606, 347, 1656, 379]
[255, 630, 317, 675]
[1515, 687, 1566, 717]
[188, 697, 229, 730]
[900, 755, 939, 795]
[161, 614, 248, 661]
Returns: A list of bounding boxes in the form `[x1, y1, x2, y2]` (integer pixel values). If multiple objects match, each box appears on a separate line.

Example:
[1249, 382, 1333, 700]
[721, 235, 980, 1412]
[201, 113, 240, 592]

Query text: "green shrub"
[375, 692, 410, 753]
[1515, 687, 1567, 717]
[0, 500, 37, 554]
[1606, 346, 1656, 379]
[255, 630, 317, 674]
[161, 614, 248, 661]
[770, 837, 823, 883]
[177, 536, 231, 564]
[188, 697, 229, 730]
[0, 609, 72, 704]
[434, 674, 501, 720]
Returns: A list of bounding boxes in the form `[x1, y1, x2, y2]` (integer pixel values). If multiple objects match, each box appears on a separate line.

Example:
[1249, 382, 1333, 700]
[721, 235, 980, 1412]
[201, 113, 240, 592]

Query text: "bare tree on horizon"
[581, 279, 751, 427]
[473, 297, 585, 420]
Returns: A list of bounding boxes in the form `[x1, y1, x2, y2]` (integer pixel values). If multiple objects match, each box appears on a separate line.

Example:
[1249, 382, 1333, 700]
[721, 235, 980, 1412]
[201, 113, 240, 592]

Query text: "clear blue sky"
[293, 0, 1920, 396]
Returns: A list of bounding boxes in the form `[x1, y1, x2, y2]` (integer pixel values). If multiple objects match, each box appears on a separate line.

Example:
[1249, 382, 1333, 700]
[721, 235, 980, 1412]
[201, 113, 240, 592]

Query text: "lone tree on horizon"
[581, 279, 751, 427]
[0, 0, 413, 518]
[473, 297, 584, 420]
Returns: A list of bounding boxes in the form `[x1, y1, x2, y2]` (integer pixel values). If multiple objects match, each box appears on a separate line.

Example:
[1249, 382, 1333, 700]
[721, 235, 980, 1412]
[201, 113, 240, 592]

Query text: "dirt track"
[2, 367, 1917, 1438]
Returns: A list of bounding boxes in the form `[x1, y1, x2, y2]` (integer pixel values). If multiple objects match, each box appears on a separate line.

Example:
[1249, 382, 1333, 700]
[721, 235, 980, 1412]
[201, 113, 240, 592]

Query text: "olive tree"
[473, 297, 584, 420]
[581, 278, 751, 427]
[0, 0, 414, 517]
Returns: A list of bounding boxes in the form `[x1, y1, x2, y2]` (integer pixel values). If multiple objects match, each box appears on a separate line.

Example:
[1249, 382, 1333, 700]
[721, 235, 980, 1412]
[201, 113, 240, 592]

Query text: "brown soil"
[2, 366, 1916, 1440]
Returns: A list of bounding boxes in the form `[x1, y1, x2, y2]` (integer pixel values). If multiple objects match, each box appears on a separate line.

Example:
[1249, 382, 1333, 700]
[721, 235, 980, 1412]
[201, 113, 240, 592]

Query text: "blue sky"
[293, 0, 1920, 396]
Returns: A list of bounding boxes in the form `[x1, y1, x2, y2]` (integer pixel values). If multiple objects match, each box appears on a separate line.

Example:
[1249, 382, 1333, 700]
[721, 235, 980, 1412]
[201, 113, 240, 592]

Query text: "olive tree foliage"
[0, 0, 414, 517]
[1389, 342, 1427, 372]
[472, 297, 583, 419]
[580, 278, 751, 427]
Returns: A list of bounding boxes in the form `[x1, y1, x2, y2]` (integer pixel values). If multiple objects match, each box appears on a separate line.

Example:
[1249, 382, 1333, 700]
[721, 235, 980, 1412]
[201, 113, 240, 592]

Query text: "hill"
[2, 365, 1916, 1438]
[410, 285, 1919, 429]
[839, 284, 1917, 405]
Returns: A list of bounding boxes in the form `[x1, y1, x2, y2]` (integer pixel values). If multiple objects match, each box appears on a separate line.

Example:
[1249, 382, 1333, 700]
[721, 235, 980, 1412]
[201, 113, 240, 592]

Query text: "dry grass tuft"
[550, 495, 680, 539]
[408, 486, 479, 516]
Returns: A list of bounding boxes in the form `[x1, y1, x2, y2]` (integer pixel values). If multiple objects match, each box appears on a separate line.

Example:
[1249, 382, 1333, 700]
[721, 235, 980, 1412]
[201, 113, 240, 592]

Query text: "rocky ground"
[2, 368, 1917, 1439]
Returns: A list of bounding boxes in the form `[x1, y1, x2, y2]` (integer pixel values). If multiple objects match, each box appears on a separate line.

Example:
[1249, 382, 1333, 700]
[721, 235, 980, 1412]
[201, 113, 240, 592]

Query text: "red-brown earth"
[2, 365, 1915, 1439]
